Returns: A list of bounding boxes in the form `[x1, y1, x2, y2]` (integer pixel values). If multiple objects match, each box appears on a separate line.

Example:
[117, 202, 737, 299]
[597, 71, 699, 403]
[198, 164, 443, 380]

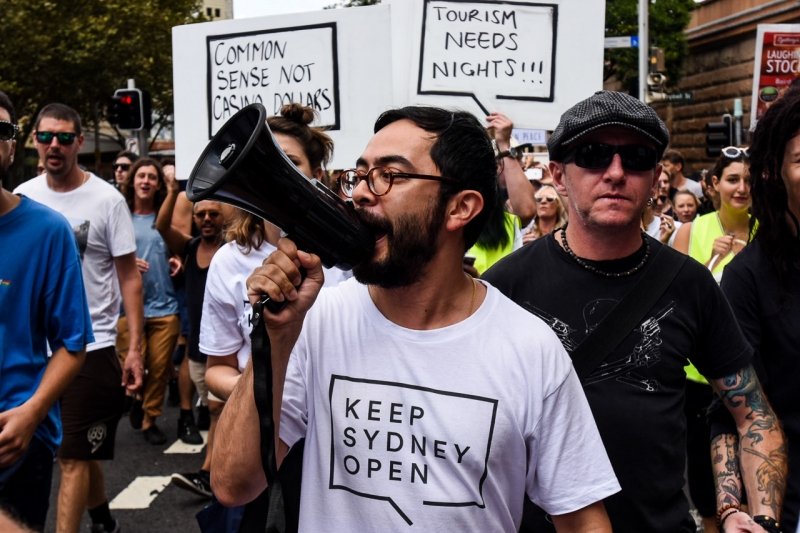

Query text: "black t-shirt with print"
[483, 233, 752, 533]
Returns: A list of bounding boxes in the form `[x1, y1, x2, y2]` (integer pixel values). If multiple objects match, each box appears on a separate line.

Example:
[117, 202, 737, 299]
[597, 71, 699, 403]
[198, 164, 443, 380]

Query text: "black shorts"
[58, 346, 125, 461]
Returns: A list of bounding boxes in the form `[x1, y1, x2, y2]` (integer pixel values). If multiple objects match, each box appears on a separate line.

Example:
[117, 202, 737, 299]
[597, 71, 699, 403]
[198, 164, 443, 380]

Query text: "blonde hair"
[531, 185, 568, 239]
[224, 209, 266, 254]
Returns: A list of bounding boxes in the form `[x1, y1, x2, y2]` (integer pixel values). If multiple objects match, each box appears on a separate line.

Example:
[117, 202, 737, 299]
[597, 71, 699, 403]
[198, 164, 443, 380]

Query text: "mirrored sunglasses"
[535, 196, 556, 203]
[35, 131, 77, 145]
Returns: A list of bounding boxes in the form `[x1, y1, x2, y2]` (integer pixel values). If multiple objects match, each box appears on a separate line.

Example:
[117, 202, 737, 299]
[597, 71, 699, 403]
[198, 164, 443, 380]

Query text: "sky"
[233, 0, 333, 19]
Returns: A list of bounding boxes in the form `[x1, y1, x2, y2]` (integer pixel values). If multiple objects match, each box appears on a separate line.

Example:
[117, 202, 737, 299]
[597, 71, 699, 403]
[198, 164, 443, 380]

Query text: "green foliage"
[0, 0, 205, 144]
[605, 0, 695, 87]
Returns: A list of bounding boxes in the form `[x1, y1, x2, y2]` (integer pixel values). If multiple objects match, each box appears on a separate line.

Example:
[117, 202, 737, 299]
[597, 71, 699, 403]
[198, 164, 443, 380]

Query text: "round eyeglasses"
[339, 167, 462, 198]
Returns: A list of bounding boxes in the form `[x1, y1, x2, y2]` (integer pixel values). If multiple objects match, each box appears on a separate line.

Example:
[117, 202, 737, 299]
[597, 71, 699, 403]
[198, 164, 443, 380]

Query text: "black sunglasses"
[535, 196, 556, 203]
[563, 143, 657, 172]
[35, 131, 77, 145]
[0, 120, 18, 142]
[113, 163, 131, 171]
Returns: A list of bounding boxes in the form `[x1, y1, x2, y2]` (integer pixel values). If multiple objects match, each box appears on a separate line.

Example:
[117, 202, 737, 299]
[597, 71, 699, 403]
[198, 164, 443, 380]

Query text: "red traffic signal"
[108, 89, 147, 130]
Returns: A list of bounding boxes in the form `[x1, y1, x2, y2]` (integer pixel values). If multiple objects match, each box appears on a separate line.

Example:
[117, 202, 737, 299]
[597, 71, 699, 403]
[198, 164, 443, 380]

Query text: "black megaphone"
[186, 103, 375, 272]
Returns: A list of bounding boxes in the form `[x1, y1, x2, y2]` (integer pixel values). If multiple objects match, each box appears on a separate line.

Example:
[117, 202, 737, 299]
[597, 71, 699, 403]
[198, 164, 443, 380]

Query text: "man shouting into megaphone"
[212, 107, 619, 532]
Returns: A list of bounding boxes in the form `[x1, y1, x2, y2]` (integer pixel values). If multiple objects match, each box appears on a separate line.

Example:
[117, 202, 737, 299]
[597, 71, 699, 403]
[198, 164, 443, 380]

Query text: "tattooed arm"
[710, 364, 787, 521]
[711, 433, 770, 532]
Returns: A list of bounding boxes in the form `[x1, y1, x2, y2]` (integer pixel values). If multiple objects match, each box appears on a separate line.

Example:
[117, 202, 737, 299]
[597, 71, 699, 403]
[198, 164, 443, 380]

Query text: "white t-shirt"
[200, 240, 353, 371]
[280, 278, 620, 532]
[677, 177, 703, 199]
[15, 174, 136, 350]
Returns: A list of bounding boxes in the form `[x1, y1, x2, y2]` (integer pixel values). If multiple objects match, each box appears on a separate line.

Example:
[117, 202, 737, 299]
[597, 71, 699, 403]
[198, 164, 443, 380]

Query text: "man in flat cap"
[484, 91, 786, 533]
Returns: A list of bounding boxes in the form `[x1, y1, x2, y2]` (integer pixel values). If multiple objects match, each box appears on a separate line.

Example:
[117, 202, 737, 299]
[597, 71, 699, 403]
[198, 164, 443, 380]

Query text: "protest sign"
[389, 0, 605, 130]
[172, 6, 393, 176]
[751, 24, 800, 129]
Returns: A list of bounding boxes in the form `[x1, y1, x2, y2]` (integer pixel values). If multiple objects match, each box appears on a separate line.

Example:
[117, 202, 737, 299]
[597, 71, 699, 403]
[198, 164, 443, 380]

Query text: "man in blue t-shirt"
[0, 90, 93, 531]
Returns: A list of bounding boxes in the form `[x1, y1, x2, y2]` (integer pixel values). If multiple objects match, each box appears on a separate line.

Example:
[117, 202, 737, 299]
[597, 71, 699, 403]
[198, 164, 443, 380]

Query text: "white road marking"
[163, 431, 208, 454]
[109, 476, 172, 509]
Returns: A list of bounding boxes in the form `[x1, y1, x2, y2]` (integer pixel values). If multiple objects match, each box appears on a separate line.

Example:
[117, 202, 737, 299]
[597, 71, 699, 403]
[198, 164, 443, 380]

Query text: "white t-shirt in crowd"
[280, 278, 620, 532]
[677, 177, 703, 199]
[646, 216, 682, 247]
[200, 240, 353, 371]
[15, 174, 136, 350]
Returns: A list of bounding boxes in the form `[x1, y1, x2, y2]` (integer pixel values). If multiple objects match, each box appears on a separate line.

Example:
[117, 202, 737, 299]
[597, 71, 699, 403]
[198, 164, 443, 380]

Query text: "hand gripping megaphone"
[186, 103, 375, 272]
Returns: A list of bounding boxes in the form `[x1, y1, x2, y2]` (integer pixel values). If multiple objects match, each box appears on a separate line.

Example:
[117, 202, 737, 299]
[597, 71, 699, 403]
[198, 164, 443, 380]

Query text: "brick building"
[654, 0, 800, 173]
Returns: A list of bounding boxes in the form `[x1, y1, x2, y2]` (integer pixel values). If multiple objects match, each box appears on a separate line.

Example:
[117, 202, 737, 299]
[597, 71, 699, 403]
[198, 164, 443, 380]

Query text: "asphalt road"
[45, 400, 211, 533]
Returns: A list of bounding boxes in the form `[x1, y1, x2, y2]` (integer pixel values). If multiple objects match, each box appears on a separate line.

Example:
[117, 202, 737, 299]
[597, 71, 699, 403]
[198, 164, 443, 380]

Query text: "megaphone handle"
[259, 267, 307, 314]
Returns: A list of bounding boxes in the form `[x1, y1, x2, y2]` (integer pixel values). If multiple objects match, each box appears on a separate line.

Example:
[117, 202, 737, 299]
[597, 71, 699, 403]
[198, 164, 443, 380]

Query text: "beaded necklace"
[559, 223, 650, 278]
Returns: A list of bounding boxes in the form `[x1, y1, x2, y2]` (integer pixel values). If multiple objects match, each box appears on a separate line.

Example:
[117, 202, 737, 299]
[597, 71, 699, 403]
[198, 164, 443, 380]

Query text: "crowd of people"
[1, 83, 799, 533]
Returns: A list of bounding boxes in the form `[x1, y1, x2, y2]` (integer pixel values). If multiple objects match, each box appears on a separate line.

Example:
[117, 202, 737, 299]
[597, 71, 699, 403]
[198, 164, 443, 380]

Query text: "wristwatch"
[497, 145, 519, 159]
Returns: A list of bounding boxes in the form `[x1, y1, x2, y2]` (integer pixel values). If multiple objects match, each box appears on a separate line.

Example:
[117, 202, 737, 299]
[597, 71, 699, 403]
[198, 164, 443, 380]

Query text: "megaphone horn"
[186, 103, 375, 272]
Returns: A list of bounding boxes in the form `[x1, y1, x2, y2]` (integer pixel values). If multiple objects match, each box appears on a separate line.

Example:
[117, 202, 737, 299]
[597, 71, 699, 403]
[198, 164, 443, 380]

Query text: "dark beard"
[353, 196, 447, 289]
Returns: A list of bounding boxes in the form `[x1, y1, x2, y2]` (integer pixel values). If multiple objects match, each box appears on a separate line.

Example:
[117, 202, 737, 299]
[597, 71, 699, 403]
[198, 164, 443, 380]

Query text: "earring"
[647, 197, 655, 206]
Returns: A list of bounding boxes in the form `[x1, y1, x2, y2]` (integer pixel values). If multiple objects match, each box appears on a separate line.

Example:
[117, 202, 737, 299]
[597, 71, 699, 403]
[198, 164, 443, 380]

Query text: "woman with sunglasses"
[673, 147, 753, 282]
[672, 147, 753, 533]
[522, 184, 568, 244]
[112, 150, 138, 190]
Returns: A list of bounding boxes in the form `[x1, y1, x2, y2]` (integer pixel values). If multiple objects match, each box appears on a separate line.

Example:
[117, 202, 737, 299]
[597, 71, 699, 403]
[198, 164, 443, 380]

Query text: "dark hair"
[710, 150, 749, 183]
[268, 103, 333, 169]
[35, 103, 82, 134]
[114, 150, 139, 164]
[159, 156, 175, 167]
[124, 158, 166, 214]
[0, 90, 16, 123]
[661, 149, 685, 170]
[748, 86, 800, 290]
[373, 107, 498, 250]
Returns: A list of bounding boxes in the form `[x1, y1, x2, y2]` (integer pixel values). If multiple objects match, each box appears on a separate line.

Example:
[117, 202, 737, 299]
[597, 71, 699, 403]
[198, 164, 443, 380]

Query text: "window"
[215, 8, 221, 16]
[206, 7, 212, 16]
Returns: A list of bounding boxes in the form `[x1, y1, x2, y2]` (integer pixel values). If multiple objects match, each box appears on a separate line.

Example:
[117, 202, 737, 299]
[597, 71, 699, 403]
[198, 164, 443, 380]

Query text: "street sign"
[604, 36, 638, 49]
[665, 91, 693, 102]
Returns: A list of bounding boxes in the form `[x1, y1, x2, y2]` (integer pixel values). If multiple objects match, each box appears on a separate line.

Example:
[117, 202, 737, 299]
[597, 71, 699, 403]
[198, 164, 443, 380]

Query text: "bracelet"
[752, 515, 782, 533]
[716, 504, 741, 529]
[719, 509, 740, 530]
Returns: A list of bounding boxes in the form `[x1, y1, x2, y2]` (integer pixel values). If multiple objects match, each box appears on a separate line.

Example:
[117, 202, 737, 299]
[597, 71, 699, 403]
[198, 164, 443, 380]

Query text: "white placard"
[418, 2, 556, 107]
[172, 6, 393, 177]
[390, 0, 605, 131]
[207, 25, 339, 137]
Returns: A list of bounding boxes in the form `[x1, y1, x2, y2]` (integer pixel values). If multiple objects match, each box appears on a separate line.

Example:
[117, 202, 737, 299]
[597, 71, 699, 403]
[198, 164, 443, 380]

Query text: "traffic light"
[706, 114, 732, 158]
[108, 88, 150, 131]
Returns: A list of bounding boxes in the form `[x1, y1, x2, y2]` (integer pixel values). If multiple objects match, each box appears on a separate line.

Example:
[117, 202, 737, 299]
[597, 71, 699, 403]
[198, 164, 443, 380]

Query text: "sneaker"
[171, 471, 212, 498]
[129, 398, 144, 430]
[167, 378, 180, 407]
[178, 413, 203, 445]
[196, 405, 210, 431]
[90, 518, 120, 533]
[143, 424, 167, 445]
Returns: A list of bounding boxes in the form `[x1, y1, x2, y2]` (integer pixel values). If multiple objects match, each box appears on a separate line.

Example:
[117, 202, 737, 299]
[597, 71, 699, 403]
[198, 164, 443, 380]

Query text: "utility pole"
[733, 99, 744, 146]
[638, 0, 648, 103]
[128, 78, 148, 157]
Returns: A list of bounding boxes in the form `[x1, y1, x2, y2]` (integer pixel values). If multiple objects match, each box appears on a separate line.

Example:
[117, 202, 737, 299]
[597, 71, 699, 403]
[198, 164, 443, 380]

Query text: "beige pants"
[188, 359, 209, 407]
[117, 315, 181, 419]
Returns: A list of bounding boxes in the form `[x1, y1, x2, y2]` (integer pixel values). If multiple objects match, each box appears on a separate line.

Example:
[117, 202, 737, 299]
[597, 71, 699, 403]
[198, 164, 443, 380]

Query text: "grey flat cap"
[547, 91, 670, 162]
